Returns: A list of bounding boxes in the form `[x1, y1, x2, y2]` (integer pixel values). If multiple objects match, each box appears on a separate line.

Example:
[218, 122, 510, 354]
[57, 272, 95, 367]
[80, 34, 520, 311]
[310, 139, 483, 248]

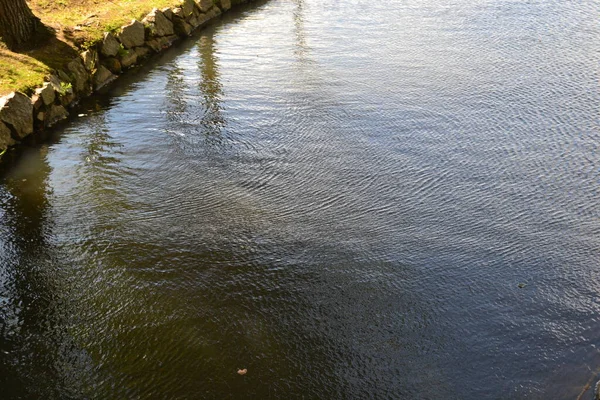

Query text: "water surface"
[1, 0, 599, 398]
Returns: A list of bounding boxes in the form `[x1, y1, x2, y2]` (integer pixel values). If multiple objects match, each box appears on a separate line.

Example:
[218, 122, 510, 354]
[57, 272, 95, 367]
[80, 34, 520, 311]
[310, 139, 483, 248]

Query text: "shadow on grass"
[25, 25, 80, 70]
[0, 24, 79, 95]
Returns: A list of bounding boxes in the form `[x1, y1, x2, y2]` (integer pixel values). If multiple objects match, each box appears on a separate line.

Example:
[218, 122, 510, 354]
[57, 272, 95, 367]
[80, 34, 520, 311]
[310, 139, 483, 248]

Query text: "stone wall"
[0, 0, 238, 154]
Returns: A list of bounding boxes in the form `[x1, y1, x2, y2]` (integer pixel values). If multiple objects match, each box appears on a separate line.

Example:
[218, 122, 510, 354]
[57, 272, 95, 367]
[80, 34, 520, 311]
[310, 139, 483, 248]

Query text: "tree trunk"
[0, 0, 39, 51]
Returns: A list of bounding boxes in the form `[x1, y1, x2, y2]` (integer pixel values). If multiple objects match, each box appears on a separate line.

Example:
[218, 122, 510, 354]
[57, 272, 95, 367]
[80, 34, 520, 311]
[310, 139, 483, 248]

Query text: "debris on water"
[237, 368, 247, 375]
[78, 113, 87, 117]
[518, 283, 526, 288]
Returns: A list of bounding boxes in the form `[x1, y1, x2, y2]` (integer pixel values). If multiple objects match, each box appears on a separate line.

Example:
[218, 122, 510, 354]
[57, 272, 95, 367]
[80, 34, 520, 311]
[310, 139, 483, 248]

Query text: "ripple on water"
[1, 0, 600, 398]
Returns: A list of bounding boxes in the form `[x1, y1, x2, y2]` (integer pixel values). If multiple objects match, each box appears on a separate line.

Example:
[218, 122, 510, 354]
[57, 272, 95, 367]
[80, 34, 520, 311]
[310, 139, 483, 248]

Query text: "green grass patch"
[0, 50, 51, 96]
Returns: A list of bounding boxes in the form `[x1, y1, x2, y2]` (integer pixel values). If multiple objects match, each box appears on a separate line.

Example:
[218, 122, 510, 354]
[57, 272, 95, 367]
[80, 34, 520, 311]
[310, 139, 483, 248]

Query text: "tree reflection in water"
[0, 148, 93, 398]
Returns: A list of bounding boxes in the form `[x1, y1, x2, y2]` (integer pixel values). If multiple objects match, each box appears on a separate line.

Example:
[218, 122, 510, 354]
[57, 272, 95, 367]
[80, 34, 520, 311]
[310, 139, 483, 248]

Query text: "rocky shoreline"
[0, 0, 245, 155]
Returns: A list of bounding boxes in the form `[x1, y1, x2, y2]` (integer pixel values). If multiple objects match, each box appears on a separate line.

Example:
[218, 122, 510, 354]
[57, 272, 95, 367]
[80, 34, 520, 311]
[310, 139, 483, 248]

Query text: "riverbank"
[0, 0, 248, 156]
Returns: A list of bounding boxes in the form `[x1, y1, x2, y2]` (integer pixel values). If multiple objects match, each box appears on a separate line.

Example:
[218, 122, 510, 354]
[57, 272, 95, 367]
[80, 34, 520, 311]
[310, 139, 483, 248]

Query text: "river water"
[1, 0, 599, 398]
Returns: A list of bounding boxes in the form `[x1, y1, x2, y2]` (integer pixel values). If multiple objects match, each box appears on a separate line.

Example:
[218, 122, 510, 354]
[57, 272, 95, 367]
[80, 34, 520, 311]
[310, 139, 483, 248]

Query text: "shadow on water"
[0, 2, 274, 398]
[0, 147, 96, 399]
[3, 0, 596, 398]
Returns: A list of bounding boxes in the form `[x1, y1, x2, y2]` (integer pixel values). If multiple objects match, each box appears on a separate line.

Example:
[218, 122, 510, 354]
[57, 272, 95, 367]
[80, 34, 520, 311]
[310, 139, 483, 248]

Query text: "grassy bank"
[0, 0, 184, 96]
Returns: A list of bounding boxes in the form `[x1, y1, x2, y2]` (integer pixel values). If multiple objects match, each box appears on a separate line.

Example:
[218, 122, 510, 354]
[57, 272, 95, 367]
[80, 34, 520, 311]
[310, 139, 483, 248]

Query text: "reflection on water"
[0, 148, 95, 398]
[1, 0, 600, 398]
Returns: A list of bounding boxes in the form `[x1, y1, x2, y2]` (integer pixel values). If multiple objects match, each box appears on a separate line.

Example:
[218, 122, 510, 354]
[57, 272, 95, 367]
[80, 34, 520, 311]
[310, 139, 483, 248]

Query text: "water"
[1, 0, 599, 398]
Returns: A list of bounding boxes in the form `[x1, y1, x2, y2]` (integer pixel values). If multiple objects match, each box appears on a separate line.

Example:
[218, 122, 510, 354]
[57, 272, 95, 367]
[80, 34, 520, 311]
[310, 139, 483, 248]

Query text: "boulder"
[45, 105, 69, 127]
[66, 58, 90, 94]
[0, 121, 14, 151]
[81, 49, 98, 72]
[146, 36, 176, 52]
[215, 0, 231, 11]
[118, 20, 145, 49]
[119, 49, 137, 69]
[48, 75, 62, 93]
[94, 65, 117, 90]
[34, 83, 56, 107]
[187, 15, 200, 28]
[173, 16, 193, 37]
[0, 92, 33, 139]
[164, 35, 178, 45]
[101, 32, 121, 57]
[133, 46, 150, 60]
[142, 9, 175, 37]
[101, 57, 122, 74]
[59, 85, 75, 107]
[172, 7, 185, 18]
[196, 0, 213, 13]
[145, 38, 162, 53]
[192, 7, 221, 28]
[57, 69, 72, 83]
[161, 8, 174, 20]
[31, 93, 43, 110]
[182, 0, 195, 16]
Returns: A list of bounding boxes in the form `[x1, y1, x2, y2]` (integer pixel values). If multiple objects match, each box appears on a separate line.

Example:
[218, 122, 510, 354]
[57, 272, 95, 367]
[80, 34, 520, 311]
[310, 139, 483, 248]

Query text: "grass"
[30, 0, 178, 46]
[0, 49, 51, 96]
[0, 0, 187, 96]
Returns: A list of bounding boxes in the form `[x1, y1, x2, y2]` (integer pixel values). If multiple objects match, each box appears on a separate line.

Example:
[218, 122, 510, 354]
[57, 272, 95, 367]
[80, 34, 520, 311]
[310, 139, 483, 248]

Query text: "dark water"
[1, 0, 599, 398]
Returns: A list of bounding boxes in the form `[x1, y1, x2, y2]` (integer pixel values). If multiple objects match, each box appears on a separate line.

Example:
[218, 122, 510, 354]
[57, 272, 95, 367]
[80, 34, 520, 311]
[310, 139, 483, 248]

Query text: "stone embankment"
[0, 0, 236, 154]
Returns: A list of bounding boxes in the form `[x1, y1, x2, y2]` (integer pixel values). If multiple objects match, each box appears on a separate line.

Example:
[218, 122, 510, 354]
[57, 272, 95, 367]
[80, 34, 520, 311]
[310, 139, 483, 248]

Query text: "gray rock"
[161, 8, 174, 20]
[101, 57, 122, 74]
[146, 36, 176, 52]
[57, 69, 71, 83]
[196, 0, 213, 13]
[182, 0, 195, 16]
[119, 49, 137, 69]
[0, 92, 33, 139]
[192, 7, 221, 28]
[133, 46, 150, 60]
[101, 32, 121, 57]
[164, 35, 178, 45]
[45, 105, 69, 127]
[36, 110, 45, 123]
[145, 38, 162, 53]
[35, 83, 56, 107]
[67, 58, 90, 94]
[118, 20, 145, 49]
[31, 93, 43, 110]
[59, 91, 75, 108]
[142, 8, 175, 37]
[187, 15, 200, 28]
[0, 121, 14, 151]
[94, 65, 117, 90]
[48, 75, 62, 93]
[191, 3, 203, 19]
[47, 75, 75, 107]
[172, 7, 185, 18]
[81, 49, 98, 72]
[173, 16, 193, 37]
[216, 0, 231, 11]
